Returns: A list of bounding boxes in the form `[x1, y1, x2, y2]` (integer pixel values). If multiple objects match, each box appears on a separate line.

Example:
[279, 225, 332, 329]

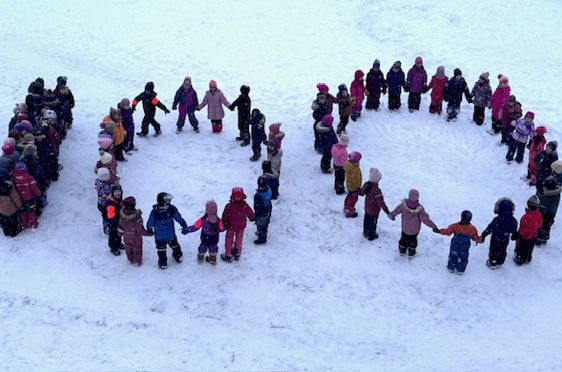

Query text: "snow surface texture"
[1, 0, 562, 370]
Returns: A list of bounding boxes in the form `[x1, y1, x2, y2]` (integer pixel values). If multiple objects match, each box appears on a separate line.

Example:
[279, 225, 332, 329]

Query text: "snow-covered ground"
[2, 0, 562, 370]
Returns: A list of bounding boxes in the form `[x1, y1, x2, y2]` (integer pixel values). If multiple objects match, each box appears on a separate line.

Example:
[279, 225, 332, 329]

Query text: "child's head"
[338, 133, 349, 146]
[408, 189, 419, 202]
[372, 59, 380, 70]
[551, 160, 562, 176]
[56, 76, 67, 87]
[157, 192, 172, 206]
[240, 85, 250, 95]
[354, 69, 365, 81]
[479, 72, 490, 82]
[499, 74, 509, 87]
[183, 76, 192, 89]
[392, 61, 401, 71]
[524, 111, 535, 122]
[96, 167, 110, 182]
[2, 139, 15, 155]
[321, 115, 334, 127]
[454, 68, 462, 80]
[120, 98, 131, 110]
[348, 151, 361, 164]
[269, 122, 281, 134]
[99, 150, 113, 165]
[206, 199, 218, 216]
[526, 195, 540, 211]
[262, 160, 272, 173]
[338, 84, 348, 96]
[251, 108, 261, 118]
[111, 184, 123, 200]
[544, 176, 558, 191]
[317, 93, 326, 104]
[414, 56, 423, 67]
[23, 144, 37, 158]
[460, 210, 472, 225]
[230, 187, 246, 202]
[257, 176, 268, 192]
[109, 107, 121, 122]
[209, 80, 217, 90]
[123, 196, 136, 213]
[42, 109, 57, 125]
[316, 83, 329, 94]
[507, 95, 517, 106]
[494, 198, 515, 216]
[145, 81, 155, 92]
[436, 66, 445, 78]
[369, 168, 381, 183]
[535, 126, 547, 137]
[546, 141, 557, 153]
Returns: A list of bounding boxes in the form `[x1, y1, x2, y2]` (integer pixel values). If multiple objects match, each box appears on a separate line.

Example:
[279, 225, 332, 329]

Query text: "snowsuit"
[12, 168, 42, 229]
[132, 90, 169, 135]
[230, 92, 251, 143]
[95, 160, 118, 185]
[439, 223, 480, 273]
[187, 215, 226, 258]
[507, 118, 534, 163]
[197, 89, 231, 133]
[147, 204, 187, 267]
[481, 206, 518, 268]
[491, 85, 511, 133]
[44, 125, 61, 181]
[311, 98, 329, 151]
[427, 75, 448, 114]
[250, 110, 266, 160]
[119, 209, 152, 265]
[173, 86, 199, 131]
[104, 115, 126, 161]
[316, 123, 338, 173]
[360, 181, 389, 240]
[350, 70, 365, 120]
[335, 92, 351, 133]
[21, 153, 48, 193]
[386, 67, 406, 110]
[537, 186, 561, 245]
[95, 178, 112, 234]
[331, 143, 348, 194]
[55, 85, 75, 129]
[406, 65, 427, 111]
[343, 161, 362, 217]
[267, 148, 282, 198]
[119, 106, 136, 152]
[268, 123, 284, 150]
[514, 209, 542, 264]
[471, 80, 492, 125]
[222, 200, 255, 258]
[262, 161, 280, 200]
[528, 136, 546, 185]
[389, 199, 437, 257]
[365, 68, 386, 110]
[0, 180, 22, 237]
[444, 77, 471, 121]
[535, 150, 559, 195]
[254, 187, 272, 243]
[105, 195, 124, 254]
[500, 101, 523, 144]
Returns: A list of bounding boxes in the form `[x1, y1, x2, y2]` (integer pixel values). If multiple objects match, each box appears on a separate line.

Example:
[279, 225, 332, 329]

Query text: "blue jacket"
[482, 207, 518, 243]
[173, 87, 199, 109]
[147, 204, 187, 242]
[386, 68, 406, 96]
[445, 77, 471, 107]
[254, 187, 272, 218]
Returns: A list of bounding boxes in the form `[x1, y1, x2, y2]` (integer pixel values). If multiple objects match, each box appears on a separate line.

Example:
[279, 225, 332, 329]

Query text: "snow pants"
[0, 213, 21, 237]
[141, 115, 161, 135]
[429, 101, 443, 115]
[388, 94, 401, 110]
[506, 138, 526, 163]
[366, 93, 381, 110]
[321, 152, 332, 173]
[337, 115, 349, 134]
[363, 212, 379, 240]
[225, 229, 245, 257]
[256, 216, 270, 242]
[333, 165, 345, 194]
[488, 237, 509, 267]
[124, 235, 143, 265]
[473, 105, 486, 125]
[447, 245, 470, 273]
[177, 105, 199, 130]
[344, 191, 359, 216]
[514, 238, 536, 264]
[399, 232, 418, 256]
[537, 212, 555, 244]
[20, 199, 38, 229]
[108, 223, 123, 254]
[408, 92, 422, 111]
[156, 236, 182, 266]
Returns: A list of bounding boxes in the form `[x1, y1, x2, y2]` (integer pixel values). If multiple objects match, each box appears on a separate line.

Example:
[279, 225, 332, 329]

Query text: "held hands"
[387, 213, 395, 221]
[181, 227, 189, 235]
[432, 227, 440, 234]
[172, 105, 177, 111]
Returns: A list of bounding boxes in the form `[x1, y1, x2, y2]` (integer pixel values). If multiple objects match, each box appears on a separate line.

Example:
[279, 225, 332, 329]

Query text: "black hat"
[123, 196, 136, 212]
[544, 176, 558, 191]
[338, 84, 347, 92]
[240, 85, 250, 95]
[461, 210, 472, 224]
[145, 82, 155, 91]
[57, 76, 67, 86]
[157, 192, 172, 206]
[257, 176, 268, 191]
[454, 68, 462, 77]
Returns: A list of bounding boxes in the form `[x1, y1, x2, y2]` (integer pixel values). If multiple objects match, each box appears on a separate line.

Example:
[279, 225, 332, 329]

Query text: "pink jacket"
[331, 144, 348, 167]
[197, 89, 231, 120]
[389, 199, 437, 235]
[491, 85, 511, 119]
[350, 70, 365, 104]
[221, 201, 255, 231]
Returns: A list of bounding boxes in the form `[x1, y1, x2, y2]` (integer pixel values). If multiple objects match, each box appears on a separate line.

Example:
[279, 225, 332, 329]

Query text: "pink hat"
[415, 56, 423, 65]
[354, 70, 364, 80]
[535, 126, 547, 136]
[499, 74, 509, 83]
[338, 133, 349, 146]
[97, 134, 113, 150]
[209, 80, 217, 88]
[348, 151, 362, 163]
[321, 115, 334, 126]
[2, 141, 15, 155]
[316, 83, 329, 94]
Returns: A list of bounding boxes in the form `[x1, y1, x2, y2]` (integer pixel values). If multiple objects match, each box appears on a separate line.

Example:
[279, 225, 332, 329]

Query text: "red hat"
[230, 187, 246, 202]
[535, 126, 547, 136]
[316, 83, 329, 94]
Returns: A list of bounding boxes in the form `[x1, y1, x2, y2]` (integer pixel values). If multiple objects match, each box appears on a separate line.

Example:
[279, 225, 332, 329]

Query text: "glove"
[148, 230, 154, 237]
[181, 227, 189, 235]
[40, 195, 48, 207]
[132, 106, 136, 113]
[432, 227, 440, 234]
[164, 108, 171, 114]
[387, 213, 395, 221]
[172, 105, 177, 110]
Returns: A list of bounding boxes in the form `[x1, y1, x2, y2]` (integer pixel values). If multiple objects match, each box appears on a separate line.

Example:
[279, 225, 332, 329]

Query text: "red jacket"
[360, 182, 389, 216]
[427, 75, 448, 104]
[119, 209, 152, 249]
[518, 210, 543, 240]
[12, 169, 42, 201]
[222, 201, 255, 231]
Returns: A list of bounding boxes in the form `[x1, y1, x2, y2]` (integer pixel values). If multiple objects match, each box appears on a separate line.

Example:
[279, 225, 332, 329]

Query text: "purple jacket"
[406, 66, 428, 93]
[95, 179, 111, 206]
[120, 107, 135, 133]
[511, 118, 535, 143]
[197, 89, 231, 120]
[390, 199, 437, 235]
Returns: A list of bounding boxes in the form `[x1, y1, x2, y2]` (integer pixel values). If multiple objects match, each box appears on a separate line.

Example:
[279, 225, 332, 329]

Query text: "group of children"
[0, 76, 73, 237]
[93, 78, 286, 268]
[311, 58, 561, 274]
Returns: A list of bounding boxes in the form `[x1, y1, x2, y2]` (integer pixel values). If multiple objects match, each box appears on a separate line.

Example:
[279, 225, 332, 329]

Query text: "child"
[0, 179, 22, 237]
[506, 111, 535, 164]
[426, 66, 448, 115]
[229, 85, 251, 145]
[535, 141, 558, 194]
[343, 151, 362, 217]
[196, 80, 231, 134]
[536, 176, 561, 246]
[500, 95, 522, 144]
[444, 68, 472, 122]
[172, 76, 199, 133]
[95, 167, 112, 235]
[514, 195, 542, 265]
[389, 189, 438, 258]
[104, 184, 124, 256]
[365, 59, 387, 111]
[119, 98, 137, 153]
[254, 176, 272, 245]
[21, 143, 49, 193]
[350, 70, 366, 121]
[335, 84, 351, 134]
[262, 160, 279, 201]
[147, 192, 189, 269]
[12, 162, 43, 230]
[311, 93, 329, 152]
[360, 168, 390, 240]
[95, 150, 118, 185]
[220, 187, 256, 262]
[436, 210, 481, 275]
[480, 198, 518, 269]
[316, 115, 338, 174]
[331, 133, 349, 194]
[186, 200, 225, 265]
[316, 83, 335, 114]
[55, 76, 75, 130]
[132, 82, 170, 137]
[249, 109, 266, 161]
[527, 126, 547, 185]
[118, 196, 153, 266]
[267, 141, 283, 199]
[104, 108, 126, 161]
[268, 123, 285, 150]
[406, 57, 427, 112]
[386, 61, 406, 111]
[471, 72, 492, 125]
[490, 75, 511, 134]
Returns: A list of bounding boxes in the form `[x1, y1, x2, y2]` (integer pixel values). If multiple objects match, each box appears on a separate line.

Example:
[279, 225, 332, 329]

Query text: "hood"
[354, 70, 364, 81]
[120, 209, 142, 222]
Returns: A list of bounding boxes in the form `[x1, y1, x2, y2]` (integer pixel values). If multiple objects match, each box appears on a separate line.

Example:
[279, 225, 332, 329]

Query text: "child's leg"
[407, 234, 418, 257]
[344, 192, 359, 216]
[177, 105, 187, 129]
[398, 232, 409, 255]
[234, 229, 245, 256]
[170, 236, 183, 263]
[320, 153, 332, 172]
[224, 229, 235, 257]
[456, 247, 470, 273]
[197, 244, 207, 262]
[362, 213, 370, 237]
[125, 240, 134, 262]
[447, 248, 458, 271]
[135, 240, 143, 265]
[334, 166, 345, 194]
[506, 139, 516, 161]
[156, 240, 168, 267]
[313, 122, 320, 151]
[515, 141, 526, 163]
[373, 93, 381, 110]
[187, 107, 199, 129]
[140, 116, 150, 135]
[108, 225, 122, 254]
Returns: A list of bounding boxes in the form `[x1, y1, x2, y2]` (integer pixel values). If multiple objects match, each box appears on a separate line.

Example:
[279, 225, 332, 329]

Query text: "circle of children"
[312, 57, 561, 275]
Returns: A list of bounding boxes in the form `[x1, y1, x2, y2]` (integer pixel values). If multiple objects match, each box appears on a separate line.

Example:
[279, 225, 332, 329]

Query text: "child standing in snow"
[435, 210, 481, 275]
[444, 68, 472, 122]
[471, 72, 492, 125]
[95, 150, 118, 185]
[95, 167, 112, 235]
[12, 162, 43, 230]
[535, 141, 559, 194]
[220, 187, 256, 262]
[268, 123, 284, 150]
[172, 76, 200, 133]
[490, 75, 511, 134]
[262, 160, 279, 200]
[335, 84, 351, 134]
[229, 85, 252, 145]
[527, 126, 547, 185]
[500, 95, 523, 144]
[267, 141, 283, 199]
[406, 56, 428, 112]
[119, 98, 137, 153]
[506, 111, 535, 164]
[186, 200, 226, 265]
[480, 198, 518, 269]
[316, 115, 338, 174]
[513, 195, 542, 265]
[316, 83, 335, 114]
[536, 176, 561, 246]
[249, 109, 266, 161]
[254, 177, 272, 245]
[104, 184, 124, 256]
[132, 82, 170, 137]
[196, 80, 231, 134]
[0, 180, 22, 237]
[365, 59, 387, 111]
[426, 66, 448, 115]
[350, 70, 366, 121]
[118, 196, 153, 266]
[389, 189, 437, 258]
[331, 133, 349, 195]
[311, 93, 329, 152]
[386, 61, 406, 111]
[343, 151, 362, 218]
[104, 107, 126, 161]
[360, 168, 390, 240]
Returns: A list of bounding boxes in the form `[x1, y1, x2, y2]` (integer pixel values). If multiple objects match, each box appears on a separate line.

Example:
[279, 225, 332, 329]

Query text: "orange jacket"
[103, 115, 126, 146]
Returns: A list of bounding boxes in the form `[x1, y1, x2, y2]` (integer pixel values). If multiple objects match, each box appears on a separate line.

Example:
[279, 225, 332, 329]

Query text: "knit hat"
[257, 176, 268, 191]
[354, 70, 365, 80]
[338, 84, 347, 92]
[480, 72, 490, 80]
[145, 81, 154, 91]
[494, 197, 515, 214]
[109, 107, 120, 120]
[2, 140, 15, 155]
[527, 195, 540, 210]
[321, 115, 334, 126]
[157, 192, 172, 206]
[209, 80, 217, 88]
[206, 199, 218, 222]
[111, 184, 122, 195]
[119, 98, 130, 109]
[508, 95, 517, 103]
[525, 111, 535, 120]
[436, 66, 445, 79]
[547, 141, 558, 150]
[184, 76, 192, 82]
[338, 133, 349, 146]
[23, 144, 37, 157]
[551, 160, 562, 175]
[316, 83, 329, 94]
[499, 75, 509, 83]
[240, 85, 250, 95]
[97, 134, 113, 150]
[348, 151, 362, 163]
[461, 210, 473, 224]
[15, 120, 33, 134]
[100, 150, 113, 165]
[369, 168, 382, 183]
[373, 59, 380, 68]
[392, 61, 402, 69]
[57, 76, 67, 86]
[102, 120, 116, 133]
[42, 109, 57, 120]
[535, 126, 547, 136]
[96, 167, 110, 182]
[454, 68, 462, 77]
[230, 187, 246, 202]
[415, 56, 423, 65]
[408, 189, 420, 202]
[123, 196, 136, 212]
[317, 92, 327, 99]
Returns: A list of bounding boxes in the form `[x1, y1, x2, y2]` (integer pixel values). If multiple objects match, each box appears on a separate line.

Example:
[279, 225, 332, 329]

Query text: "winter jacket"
[0, 181, 22, 217]
[45, 126, 60, 155]
[21, 154, 48, 192]
[390, 200, 437, 236]
[511, 118, 535, 144]
[104, 115, 126, 146]
[316, 123, 338, 155]
[335, 92, 351, 117]
[360, 182, 389, 216]
[118, 209, 152, 248]
[366, 69, 387, 95]
[254, 187, 272, 218]
[12, 168, 42, 201]
[518, 210, 543, 240]
[343, 161, 362, 192]
[528, 136, 547, 177]
[95, 161, 118, 185]
[439, 222, 480, 251]
[119, 107, 135, 134]
[95, 179, 112, 206]
[386, 68, 406, 96]
[535, 150, 559, 185]
[539, 186, 561, 216]
[406, 65, 428, 93]
[0, 155, 16, 182]
[481, 212, 518, 243]
[55, 86, 75, 109]
[268, 149, 283, 175]
[173, 87, 199, 109]
[268, 123, 284, 149]
[230, 94, 251, 123]
[147, 204, 187, 242]
[132, 91, 168, 119]
[197, 89, 231, 120]
[222, 200, 255, 231]
[350, 71, 366, 104]
[250, 111, 267, 144]
[471, 81, 492, 107]
[491, 85, 511, 119]
[312, 99, 329, 123]
[427, 75, 448, 104]
[331, 144, 348, 167]
[187, 215, 226, 246]
[445, 77, 471, 107]
[501, 102, 522, 129]
[104, 195, 122, 228]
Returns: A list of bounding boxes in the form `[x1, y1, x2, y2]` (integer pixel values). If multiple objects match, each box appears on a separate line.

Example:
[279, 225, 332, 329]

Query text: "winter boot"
[220, 254, 233, 263]
[153, 130, 162, 137]
[159, 264, 168, 270]
[111, 249, 121, 256]
[233, 247, 240, 261]
[254, 238, 266, 245]
[399, 245, 407, 256]
[197, 253, 205, 264]
[407, 247, 416, 259]
[206, 255, 217, 265]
